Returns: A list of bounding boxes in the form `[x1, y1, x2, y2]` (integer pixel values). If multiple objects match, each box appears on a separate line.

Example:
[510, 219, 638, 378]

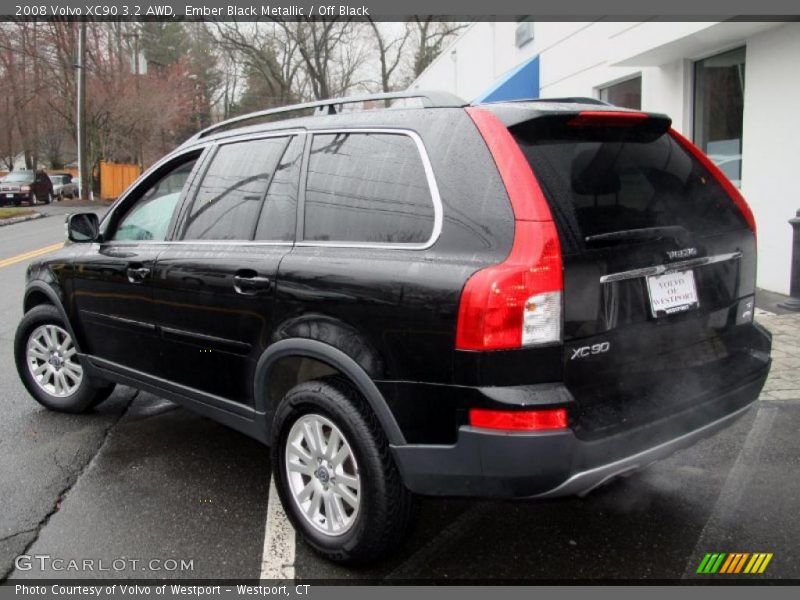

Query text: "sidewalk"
[756, 312, 800, 401]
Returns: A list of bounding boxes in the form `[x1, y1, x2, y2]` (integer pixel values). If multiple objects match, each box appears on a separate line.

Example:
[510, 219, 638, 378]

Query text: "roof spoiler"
[508, 109, 673, 143]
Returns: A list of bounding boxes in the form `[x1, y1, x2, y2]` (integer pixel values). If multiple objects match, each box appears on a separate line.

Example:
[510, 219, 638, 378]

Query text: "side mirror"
[66, 212, 100, 243]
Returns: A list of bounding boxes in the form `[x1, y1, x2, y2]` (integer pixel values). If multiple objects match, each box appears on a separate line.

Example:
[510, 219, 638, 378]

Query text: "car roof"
[176, 91, 669, 151]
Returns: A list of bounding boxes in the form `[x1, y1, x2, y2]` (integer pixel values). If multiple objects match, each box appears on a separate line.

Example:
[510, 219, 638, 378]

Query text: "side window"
[304, 132, 436, 244]
[254, 136, 303, 241]
[112, 157, 198, 241]
[181, 137, 288, 241]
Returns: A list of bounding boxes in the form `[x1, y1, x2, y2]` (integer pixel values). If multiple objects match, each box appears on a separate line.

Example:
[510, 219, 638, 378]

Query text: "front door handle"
[126, 266, 151, 284]
[233, 273, 271, 295]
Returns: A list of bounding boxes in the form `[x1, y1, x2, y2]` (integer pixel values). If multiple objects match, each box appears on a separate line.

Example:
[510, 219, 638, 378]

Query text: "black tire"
[271, 376, 415, 566]
[14, 304, 115, 413]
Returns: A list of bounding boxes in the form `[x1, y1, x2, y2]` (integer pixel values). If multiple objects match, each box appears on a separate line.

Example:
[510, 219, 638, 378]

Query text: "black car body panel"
[21, 95, 771, 498]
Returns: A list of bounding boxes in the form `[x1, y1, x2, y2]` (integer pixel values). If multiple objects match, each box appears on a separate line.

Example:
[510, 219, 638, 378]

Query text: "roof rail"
[189, 90, 466, 142]
[475, 96, 611, 106]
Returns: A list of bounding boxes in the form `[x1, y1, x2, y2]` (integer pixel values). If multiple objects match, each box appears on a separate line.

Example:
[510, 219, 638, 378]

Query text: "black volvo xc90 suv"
[14, 91, 771, 565]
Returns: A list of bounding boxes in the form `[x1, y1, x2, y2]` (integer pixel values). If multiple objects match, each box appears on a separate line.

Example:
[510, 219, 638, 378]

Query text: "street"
[1, 207, 800, 581]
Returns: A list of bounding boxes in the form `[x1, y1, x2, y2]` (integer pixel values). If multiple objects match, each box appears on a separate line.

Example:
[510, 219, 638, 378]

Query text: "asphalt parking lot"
[1, 207, 800, 581]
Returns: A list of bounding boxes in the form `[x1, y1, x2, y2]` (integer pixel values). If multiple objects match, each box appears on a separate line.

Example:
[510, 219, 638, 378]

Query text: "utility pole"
[32, 22, 40, 170]
[123, 30, 142, 169]
[77, 21, 89, 200]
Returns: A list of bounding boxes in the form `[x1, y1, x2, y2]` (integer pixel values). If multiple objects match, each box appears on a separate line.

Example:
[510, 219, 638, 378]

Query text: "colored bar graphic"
[697, 554, 713, 574]
[734, 553, 749, 573]
[719, 554, 736, 574]
[720, 553, 736, 573]
[745, 554, 761, 574]
[710, 553, 726, 573]
[699, 552, 773, 574]
[758, 554, 773, 574]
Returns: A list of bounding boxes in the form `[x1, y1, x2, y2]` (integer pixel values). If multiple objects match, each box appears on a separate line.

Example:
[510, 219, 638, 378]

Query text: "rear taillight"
[469, 408, 568, 431]
[670, 128, 757, 237]
[456, 221, 562, 350]
[567, 110, 649, 127]
[459, 108, 563, 351]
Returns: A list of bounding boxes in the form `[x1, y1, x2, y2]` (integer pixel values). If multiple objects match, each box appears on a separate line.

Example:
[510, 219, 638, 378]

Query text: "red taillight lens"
[669, 128, 756, 237]
[460, 108, 563, 351]
[469, 408, 568, 431]
[567, 110, 649, 127]
[465, 107, 553, 220]
[456, 220, 562, 350]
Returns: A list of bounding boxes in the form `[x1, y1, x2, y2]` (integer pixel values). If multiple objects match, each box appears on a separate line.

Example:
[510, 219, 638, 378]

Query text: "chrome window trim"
[297, 128, 443, 251]
[599, 251, 743, 284]
[98, 240, 295, 247]
[198, 127, 306, 147]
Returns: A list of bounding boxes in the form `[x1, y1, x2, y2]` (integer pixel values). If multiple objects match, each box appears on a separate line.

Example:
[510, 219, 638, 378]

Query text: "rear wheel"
[271, 377, 415, 565]
[14, 304, 115, 413]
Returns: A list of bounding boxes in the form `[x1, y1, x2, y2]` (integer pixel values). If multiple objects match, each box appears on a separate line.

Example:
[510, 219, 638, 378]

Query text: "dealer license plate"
[646, 269, 699, 317]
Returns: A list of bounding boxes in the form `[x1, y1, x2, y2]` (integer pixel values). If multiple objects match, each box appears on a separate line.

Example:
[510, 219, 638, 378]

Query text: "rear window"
[304, 132, 435, 245]
[512, 123, 748, 252]
[4, 172, 34, 182]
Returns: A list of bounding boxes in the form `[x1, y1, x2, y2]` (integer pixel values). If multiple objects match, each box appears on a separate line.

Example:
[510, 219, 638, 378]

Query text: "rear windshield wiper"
[585, 226, 690, 245]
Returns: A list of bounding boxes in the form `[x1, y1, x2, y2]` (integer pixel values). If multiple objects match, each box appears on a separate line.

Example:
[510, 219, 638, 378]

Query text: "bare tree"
[367, 20, 411, 94]
[274, 18, 365, 100]
[211, 21, 297, 108]
[411, 18, 467, 78]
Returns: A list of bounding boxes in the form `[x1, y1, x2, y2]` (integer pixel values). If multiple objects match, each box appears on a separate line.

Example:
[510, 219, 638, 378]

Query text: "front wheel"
[271, 377, 415, 566]
[14, 304, 115, 413]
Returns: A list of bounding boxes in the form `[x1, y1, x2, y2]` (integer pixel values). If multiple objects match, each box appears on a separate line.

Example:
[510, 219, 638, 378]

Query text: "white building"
[410, 21, 800, 295]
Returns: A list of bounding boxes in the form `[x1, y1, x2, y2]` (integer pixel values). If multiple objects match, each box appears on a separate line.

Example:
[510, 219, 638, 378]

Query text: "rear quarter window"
[304, 132, 436, 245]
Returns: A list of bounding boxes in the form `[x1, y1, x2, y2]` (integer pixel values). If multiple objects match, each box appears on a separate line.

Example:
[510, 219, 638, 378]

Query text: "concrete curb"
[0, 212, 45, 227]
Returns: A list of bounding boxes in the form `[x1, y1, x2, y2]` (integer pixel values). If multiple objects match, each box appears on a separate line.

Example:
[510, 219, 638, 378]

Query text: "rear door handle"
[233, 273, 271, 295]
[126, 267, 151, 284]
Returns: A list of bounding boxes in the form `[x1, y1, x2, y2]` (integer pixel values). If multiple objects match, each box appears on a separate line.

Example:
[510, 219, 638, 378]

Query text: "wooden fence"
[99, 161, 141, 200]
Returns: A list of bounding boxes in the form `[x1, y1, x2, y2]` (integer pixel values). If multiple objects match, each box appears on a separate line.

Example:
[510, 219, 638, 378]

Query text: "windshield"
[50, 176, 66, 185]
[3, 172, 34, 183]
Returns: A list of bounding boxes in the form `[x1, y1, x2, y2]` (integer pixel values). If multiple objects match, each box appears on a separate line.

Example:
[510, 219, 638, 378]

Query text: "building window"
[598, 76, 642, 110]
[515, 21, 535, 48]
[694, 47, 746, 186]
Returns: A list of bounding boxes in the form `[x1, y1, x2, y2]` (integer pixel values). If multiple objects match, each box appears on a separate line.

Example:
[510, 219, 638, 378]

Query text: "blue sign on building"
[473, 55, 540, 103]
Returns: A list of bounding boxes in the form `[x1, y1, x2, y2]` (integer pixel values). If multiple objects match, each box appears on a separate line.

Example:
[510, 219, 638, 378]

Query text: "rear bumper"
[1, 193, 30, 205]
[391, 364, 769, 499]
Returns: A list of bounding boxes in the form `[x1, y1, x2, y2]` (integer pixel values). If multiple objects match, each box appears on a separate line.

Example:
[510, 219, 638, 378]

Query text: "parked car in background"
[0, 170, 53, 206]
[49, 173, 79, 200]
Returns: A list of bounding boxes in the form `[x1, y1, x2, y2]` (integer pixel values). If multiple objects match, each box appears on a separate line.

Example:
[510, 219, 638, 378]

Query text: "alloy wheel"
[26, 324, 83, 397]
[284, 413, 361, 536]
